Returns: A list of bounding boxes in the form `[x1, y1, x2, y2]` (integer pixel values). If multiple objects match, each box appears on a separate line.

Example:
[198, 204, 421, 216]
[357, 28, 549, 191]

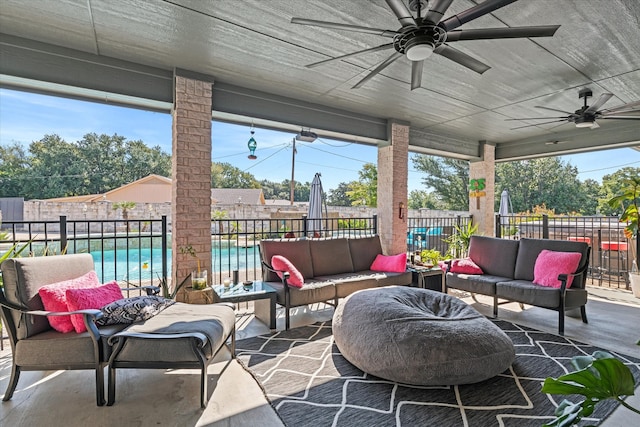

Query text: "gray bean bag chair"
[332, 286, 515, 385]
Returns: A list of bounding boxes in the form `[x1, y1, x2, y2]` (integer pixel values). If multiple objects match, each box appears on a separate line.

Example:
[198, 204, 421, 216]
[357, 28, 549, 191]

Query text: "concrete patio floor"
[1, 287, 639, 427]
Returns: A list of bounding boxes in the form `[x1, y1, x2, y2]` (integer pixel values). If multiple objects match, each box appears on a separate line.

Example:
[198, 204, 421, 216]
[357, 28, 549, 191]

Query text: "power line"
[577, 160, 639, 174]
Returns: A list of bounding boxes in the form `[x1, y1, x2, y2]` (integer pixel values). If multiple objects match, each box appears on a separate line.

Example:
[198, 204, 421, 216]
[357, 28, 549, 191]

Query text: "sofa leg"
[580, 306, 588, 324]
[493, 295, 498, 318]
[107, 366, 116, 406]
[95, 365, 106, 406]
[200, 365, 208, 409]
[285, 308, 290, 331]
[231, 324, 236, 358]
[558, 311, 565, 336]
[2, 364, 20, 401]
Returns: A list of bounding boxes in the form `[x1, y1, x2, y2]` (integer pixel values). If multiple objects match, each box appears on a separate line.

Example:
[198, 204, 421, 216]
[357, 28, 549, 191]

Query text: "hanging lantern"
[247, 125, 257, 160]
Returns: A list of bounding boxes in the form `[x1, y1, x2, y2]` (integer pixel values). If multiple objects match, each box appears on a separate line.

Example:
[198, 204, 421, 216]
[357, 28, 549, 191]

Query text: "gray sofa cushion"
[372, 270, 413, 288]
[265, 279, 337, 307]
[316, 272, 379, 298]
[14, 323, 127, 367]
[468, 236, 520, 278]
[513, 238, 589, 283]
[309, 238, 354, 276]
[333, 286, 515, 386]
[496, 280, 588, 308]
[446, 273, 509, 296]
[1, 254, 96, 339]
[260, 239, 314, 280]
[348, 236, 383, 272]
[114, 302, 235, 360]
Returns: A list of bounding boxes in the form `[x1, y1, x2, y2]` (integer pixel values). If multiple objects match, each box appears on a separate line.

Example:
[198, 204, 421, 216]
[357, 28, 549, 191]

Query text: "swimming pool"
[91, 246, 259, 283]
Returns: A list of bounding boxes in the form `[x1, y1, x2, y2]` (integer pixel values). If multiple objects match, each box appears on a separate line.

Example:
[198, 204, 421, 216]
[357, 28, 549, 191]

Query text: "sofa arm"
[261, 261, 292, 288]
[108, 331, 209, 348]
[121, 285, 161, 296]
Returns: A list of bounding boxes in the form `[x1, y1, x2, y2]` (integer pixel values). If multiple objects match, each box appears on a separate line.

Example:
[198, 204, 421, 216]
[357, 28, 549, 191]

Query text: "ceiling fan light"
[406, 43, 434, 61]
[575, 120, 594, 128]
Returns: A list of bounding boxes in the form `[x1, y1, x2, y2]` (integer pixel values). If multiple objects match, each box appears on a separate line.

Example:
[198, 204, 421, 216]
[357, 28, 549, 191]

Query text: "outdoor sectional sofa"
[259, 235, 412, 330]
[444, 236, 591, 335]
[0, 254, 235, 408]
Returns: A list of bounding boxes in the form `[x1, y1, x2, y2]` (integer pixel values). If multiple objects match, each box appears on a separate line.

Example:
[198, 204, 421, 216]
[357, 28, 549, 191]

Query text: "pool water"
[91, 246, 258, 283]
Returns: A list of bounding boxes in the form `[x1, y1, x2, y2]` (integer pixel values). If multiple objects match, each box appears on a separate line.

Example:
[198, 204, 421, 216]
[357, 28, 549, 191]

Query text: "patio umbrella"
[499, 189, 513, 227]
[307, 173, 324, 237]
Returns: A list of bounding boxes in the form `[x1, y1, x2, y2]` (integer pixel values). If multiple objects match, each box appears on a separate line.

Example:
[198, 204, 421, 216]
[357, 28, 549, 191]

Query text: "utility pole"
[290, 137, 296, 205]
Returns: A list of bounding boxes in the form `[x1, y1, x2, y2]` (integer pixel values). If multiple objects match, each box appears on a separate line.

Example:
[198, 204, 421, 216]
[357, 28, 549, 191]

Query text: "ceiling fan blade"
[439, 0, 518, 32]
[505, 116, 567, 121]
[425, 0, 454, 24]
[601, 115, 640, 120]
[510, 119, 568, 130]
[411, 60, 424, 90]
[585, 93, 613, 114]
[291, 18, 397, 37]
[385, 0, 417, 27]
[446, 25, 560, 41]
[590, 121, 600, 129]
[306, 44, 394, 68]
[535, 105, 574, 115]
[601, 100, 640, 115]
[433, 45, 490, 74]
[352, 52, 403, 89]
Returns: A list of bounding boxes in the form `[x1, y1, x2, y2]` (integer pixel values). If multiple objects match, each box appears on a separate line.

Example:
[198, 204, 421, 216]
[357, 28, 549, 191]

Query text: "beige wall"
[108, 182, 171, 203]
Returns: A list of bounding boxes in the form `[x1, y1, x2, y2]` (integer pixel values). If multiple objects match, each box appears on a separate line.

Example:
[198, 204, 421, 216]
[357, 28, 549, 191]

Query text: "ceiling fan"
[291, 0, 560, 90]
[506, 88, 640, 130]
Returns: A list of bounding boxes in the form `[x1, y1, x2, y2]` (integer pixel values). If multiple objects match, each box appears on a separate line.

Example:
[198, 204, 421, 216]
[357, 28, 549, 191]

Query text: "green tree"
[327, 182, 353, 206]
[408, 189, 443, 209]
[598, 167, 640, 215]
[347, 163, 377, 207]
[21, 134, 83, 199]
[0, 143, 29, 197]
[211, 162, 260, 188]
[578, 178, 601, 215]
[411, 156, 469, 210]
[496, 158, 590, 214]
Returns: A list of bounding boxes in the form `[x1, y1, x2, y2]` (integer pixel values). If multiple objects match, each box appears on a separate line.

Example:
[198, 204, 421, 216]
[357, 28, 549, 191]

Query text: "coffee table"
[407, 265, 445, 292]
[211, 281, 277, 329]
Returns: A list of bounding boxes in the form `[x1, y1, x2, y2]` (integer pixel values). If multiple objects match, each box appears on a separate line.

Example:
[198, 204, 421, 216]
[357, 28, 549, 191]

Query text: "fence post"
[161, 216, 168, 285]
[302, 214, 308, 237]
[373, 214, 378, 235]
[542, 214, 549, 239]
[60, 216, 67, 253]
[495, 214, 502, 238]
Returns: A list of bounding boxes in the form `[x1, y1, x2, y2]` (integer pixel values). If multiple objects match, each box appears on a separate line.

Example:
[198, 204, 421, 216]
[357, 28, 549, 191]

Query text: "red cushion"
[370, 253, 407, 273]
[65, 281, 124, 333]
[271, 255, 304, 288]
[38, 270, 100, 333]
[449, 258, 484, 274]
[533, 250, 582, 289]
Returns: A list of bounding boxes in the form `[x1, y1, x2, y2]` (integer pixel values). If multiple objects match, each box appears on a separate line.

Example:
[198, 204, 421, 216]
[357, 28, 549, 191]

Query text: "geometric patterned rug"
[236, 320, 640, 427]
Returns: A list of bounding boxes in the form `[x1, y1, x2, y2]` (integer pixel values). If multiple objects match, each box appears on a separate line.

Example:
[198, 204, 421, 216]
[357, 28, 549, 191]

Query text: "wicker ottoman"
[332, 286, 515, 385]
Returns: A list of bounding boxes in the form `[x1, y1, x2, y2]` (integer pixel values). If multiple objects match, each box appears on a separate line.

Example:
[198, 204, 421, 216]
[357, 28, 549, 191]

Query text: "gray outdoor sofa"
[259, 235, 412, 330]
[444, 236, 591, 335]
[0, 254, 235, 408]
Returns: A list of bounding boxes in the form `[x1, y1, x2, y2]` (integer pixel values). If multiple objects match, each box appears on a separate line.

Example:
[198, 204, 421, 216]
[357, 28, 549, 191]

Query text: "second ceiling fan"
[292, 0, 560, 90]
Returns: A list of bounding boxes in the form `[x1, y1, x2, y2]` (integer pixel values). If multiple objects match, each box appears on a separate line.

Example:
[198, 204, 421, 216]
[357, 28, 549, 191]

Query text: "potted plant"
[180, 245, 207, 290]
[541, 350, 639, 426]
[608, 176, 639, 297]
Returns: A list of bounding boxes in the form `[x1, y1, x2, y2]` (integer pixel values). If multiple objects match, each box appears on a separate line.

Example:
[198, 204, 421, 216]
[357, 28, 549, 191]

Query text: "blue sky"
[0, 88, 638, 194]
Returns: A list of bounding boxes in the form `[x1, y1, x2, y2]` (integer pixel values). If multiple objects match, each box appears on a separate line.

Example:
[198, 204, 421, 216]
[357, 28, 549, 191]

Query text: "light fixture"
[405, 42, 434, 62]
[247, 125, 257, 159]
[575, 118, 595, 128]
[295, 129, 317, 142]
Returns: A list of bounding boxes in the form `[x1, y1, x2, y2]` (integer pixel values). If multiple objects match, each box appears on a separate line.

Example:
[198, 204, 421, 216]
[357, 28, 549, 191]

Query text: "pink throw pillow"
[370, 253, 407, 273]
[449, 258, 484, 274]
[38, 270, 101, 333]
[533, 250, 582, 289]
[65, 281, 124, 333]
[271, 255, 304, 288]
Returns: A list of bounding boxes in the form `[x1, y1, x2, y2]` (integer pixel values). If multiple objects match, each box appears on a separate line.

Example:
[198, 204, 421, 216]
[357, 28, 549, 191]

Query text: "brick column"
[469, 142, 495, 236]
[172, 74, 212, 301]
[377, 121, 409, 254]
